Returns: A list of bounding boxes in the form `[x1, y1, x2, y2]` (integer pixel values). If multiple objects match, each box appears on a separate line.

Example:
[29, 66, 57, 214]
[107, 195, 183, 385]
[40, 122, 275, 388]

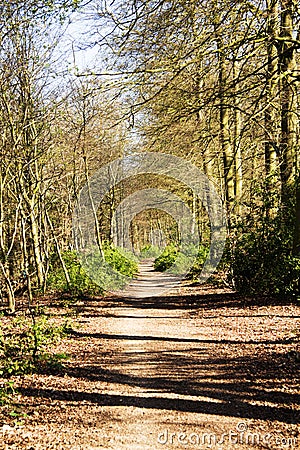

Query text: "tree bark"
[216, 34, 235, 224]
[233, 60, 242, 216]
[278, 0, 297, 199]
[265, 0, 279, 180]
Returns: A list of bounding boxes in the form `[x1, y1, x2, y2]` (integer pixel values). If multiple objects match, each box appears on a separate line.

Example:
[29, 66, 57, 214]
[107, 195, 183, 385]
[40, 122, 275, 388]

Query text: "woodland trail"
[114, 258, 182, 298]
[1, 264, 300, 449]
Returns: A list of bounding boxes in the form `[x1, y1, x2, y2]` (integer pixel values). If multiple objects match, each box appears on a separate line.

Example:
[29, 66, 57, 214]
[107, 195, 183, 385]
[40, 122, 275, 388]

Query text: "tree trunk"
[278, 0, 297, 200]
[293, 182, 300, 255]
[217, 35, 235, 224]
[29, 204, 44, 289]
[265, 0, 279, 181]
[233, 60, 242, 216]
[21, 211, 33, 305]
[0, 262, 15, 313]
[45, 210, 71, 288]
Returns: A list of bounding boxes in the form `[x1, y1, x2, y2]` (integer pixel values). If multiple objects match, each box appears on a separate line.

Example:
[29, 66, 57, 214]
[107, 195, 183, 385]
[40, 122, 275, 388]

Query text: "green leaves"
[0, 314, 70, 376]
[154, 243, 178, 271]
[103, 241, 139, 278]
[229, 187, 300, 296]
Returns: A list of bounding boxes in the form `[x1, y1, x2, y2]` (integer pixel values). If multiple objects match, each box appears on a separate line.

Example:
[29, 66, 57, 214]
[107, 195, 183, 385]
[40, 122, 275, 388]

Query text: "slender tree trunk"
[233, 60, 242, 216]
[29, 202, 44, 289]
[217, 36, 235, 224]
[45, 210, 71, 288]
[278, 0, 297, 200]
[20, 211, 33, 305]
[83, 155, 105, 258]
[0, 262, 15, 313]
[265, 0, 279, 181]
[293, 181, 300, 255]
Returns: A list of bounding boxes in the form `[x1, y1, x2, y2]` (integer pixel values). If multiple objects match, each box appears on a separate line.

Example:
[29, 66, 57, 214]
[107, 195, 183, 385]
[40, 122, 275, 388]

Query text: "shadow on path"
[19, 348, 300, 424]
[19, 385, 299, 424]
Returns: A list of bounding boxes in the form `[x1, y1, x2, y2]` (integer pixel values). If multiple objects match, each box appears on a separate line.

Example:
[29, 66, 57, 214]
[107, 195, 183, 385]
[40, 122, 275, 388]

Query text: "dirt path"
[114, 259, 182, 298]
[1, 266, 299, 449]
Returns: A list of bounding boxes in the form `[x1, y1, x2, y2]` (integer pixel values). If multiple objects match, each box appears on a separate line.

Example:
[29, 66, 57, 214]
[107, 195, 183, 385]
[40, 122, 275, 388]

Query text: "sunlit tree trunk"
[216, 33, 235, 224]
[233, 60, 242, 216]
[265, 0, 279, 181]
[278, 0, 297, 200]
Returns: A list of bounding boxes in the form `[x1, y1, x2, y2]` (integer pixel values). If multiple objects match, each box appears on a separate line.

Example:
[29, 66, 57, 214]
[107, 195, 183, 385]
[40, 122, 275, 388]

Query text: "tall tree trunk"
[45, 210, 71, 288]
[29, 201, 44, 289]
[0, 262, 15, 313]
[293, 181, 300, 255]
[83, 155, 105, 258]
[233, 59, 242, 216]
[21, 211, 33, 305]
[265, 0, 279, 180]
[278, 0, 297, 200]
[217, 35, 235, 225]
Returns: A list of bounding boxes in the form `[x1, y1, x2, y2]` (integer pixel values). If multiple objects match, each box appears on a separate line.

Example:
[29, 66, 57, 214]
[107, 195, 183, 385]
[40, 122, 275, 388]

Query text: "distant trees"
[92, 0, 299, 292]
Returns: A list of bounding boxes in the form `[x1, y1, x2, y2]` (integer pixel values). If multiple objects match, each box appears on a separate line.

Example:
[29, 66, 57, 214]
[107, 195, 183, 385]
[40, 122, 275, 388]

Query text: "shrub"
[154, 243, 210, 276]
[168, 252, 190, 275]
[47, 244, 139, 295]
[0, 381, 16, 405]
[154, 243, 178, 271]
[0, 313, 70, 376]
[231, 229, 300, 295]
[228, 182, 300, 296]
[139, 245, 161, 259]
[103, 242, 138, 278]
[186, 244, 210, 279]
[47, 250, 103, 296]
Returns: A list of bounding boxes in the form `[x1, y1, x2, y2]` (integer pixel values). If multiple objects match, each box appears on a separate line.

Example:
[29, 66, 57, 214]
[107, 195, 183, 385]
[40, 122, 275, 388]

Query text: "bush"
[139, 245, 161, 259]
[0, 381, 16, 405]
[103, 242, 138, 278]
[154, 244, 178, 271]
[154, 243, 210, 276]
[231, 229, 300, 295]
[47, 250, 103, 296]
[154, 244, 209, 279]
[47, 244, 139, 295]
[0, 313, 70, 376]
[228, 182, 300, 296]
[186, 245, 210, 279]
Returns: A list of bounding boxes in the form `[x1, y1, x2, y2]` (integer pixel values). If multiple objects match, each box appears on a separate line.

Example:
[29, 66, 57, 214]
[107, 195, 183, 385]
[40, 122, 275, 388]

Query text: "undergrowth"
[0, 312, 70, 377]
[47, 243, 139, 295]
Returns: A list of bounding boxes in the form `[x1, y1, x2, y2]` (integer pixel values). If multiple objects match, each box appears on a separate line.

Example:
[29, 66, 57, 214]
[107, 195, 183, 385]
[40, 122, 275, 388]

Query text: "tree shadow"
[68, 330, 297, 346]
[77, 291, 298, 313]
[19, 386, 299, 424]
[16, 288, 299, 424]
[19, 345, 300, 424]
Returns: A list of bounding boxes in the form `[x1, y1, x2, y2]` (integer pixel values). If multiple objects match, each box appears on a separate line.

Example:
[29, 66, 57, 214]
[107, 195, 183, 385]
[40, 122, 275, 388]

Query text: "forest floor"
[0, 262, 300, 449]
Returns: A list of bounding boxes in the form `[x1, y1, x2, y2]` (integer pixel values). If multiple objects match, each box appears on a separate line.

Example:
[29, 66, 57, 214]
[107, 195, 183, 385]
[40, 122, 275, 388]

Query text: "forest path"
[114, 258, 182, 298]
[2, 285, 300, 449]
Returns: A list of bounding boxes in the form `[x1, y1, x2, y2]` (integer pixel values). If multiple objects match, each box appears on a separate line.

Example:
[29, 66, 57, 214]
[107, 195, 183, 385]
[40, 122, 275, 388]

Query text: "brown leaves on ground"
[0, 285, 299, 449]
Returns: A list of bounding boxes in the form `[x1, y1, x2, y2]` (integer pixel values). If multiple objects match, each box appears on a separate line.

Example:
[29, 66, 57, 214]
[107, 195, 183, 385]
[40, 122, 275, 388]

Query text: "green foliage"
[47, 250, 103, 296]
[139, 245, 161, 259]
[186, 245, 210, 279]
[154, 243, 209, 276]
[103, 242, 139, 278]
[228, 182, 300, 296]
[231, 230, 300, 295]
[0, 313, 70, 377]
[0, 381, 16, 406]
[154, 243, 178, 271]
[47, 244, 138, 295]
[84, 243, 139, 291]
